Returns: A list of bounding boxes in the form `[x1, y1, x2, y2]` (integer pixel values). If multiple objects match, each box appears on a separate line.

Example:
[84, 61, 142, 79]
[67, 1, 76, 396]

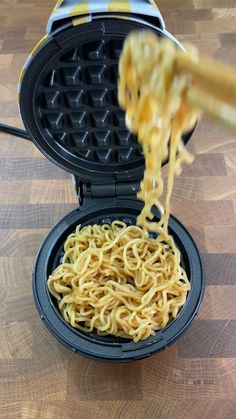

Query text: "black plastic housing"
[20, 19, 194, 183]
[19, 16, 204, 362]
[33, 199, 204, 362]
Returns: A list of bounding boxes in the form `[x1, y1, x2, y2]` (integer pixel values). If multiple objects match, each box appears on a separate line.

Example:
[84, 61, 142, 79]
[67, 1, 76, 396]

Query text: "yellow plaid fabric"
[49, 0, 163, 33]
[18, 0, 164, 99]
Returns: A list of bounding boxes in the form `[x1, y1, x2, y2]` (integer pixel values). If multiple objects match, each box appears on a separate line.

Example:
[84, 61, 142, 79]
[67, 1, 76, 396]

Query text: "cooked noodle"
[48, 31, 198, 341]
[118, 31, 198, 238]
[48, 221, 190, 342]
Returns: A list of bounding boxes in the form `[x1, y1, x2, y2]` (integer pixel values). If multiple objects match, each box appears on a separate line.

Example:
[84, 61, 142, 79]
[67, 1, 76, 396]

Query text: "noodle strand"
[47, 32, 196, 342]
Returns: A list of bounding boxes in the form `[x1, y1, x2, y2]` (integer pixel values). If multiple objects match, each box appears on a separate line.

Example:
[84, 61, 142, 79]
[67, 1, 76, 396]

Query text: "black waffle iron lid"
[19, 18, 193, 183]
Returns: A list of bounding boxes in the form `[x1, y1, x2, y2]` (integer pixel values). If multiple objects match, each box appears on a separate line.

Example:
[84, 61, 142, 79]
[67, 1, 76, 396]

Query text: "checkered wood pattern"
[0, 1, 236, 418]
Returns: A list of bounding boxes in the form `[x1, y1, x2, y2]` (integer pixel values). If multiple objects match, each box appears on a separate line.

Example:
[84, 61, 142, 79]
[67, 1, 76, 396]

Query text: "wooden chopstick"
[175, 53, 236, 133]
[187, 86, 236, 134]
[176, 53, 236, 107]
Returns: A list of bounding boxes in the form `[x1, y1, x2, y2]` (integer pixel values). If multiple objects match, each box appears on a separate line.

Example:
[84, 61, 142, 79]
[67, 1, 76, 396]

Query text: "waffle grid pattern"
[36, 38, 143, 165]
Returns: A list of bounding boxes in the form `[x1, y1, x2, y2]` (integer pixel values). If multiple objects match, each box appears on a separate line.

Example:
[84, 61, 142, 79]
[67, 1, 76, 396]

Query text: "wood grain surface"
[1, 1, 236, 418]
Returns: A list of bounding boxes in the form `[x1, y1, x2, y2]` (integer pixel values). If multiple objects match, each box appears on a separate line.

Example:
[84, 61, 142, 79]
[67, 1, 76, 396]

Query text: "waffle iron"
[19, 0, 204, 362]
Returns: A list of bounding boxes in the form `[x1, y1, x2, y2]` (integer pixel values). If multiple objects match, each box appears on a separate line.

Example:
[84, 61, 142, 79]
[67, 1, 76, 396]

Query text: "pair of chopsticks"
[175, 53, 236, 134]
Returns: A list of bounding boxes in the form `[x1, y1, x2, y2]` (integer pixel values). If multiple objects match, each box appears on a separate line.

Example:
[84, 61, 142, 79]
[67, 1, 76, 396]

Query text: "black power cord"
[0, 123, 31, 141]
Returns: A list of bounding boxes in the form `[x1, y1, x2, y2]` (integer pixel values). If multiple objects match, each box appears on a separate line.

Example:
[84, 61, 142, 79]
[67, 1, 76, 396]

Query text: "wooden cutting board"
[0, 1, 236, 418]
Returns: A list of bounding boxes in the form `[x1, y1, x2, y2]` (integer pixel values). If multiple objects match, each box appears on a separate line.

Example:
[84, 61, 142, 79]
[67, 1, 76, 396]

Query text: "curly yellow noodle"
[47, 31, 197, 342]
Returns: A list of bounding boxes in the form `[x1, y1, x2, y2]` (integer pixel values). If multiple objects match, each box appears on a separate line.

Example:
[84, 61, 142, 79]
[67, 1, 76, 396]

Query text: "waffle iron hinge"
[74, 177, 141, 205]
